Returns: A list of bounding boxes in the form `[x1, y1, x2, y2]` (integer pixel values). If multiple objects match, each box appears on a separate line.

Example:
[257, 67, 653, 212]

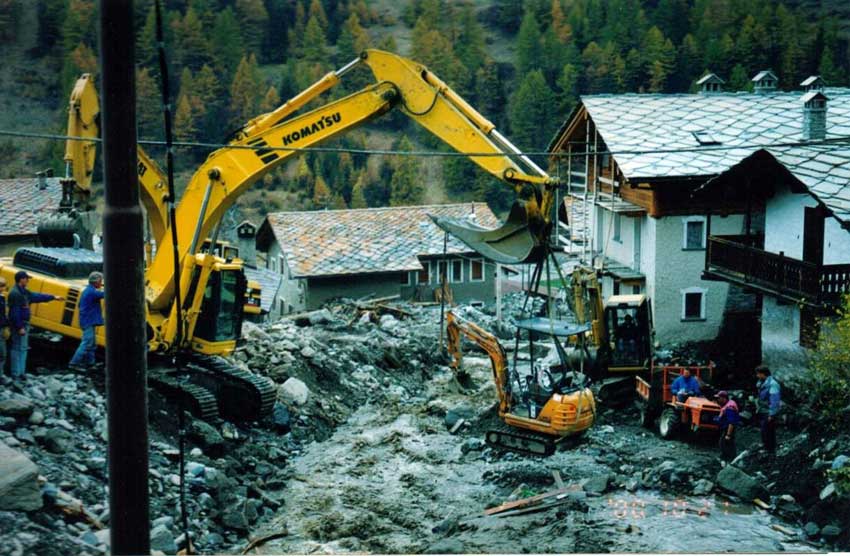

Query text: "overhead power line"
[2, 128, 850, 159]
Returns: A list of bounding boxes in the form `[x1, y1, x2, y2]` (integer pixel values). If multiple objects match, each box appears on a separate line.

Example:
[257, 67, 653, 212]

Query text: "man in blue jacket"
[70, 272, 105, 370]
[670, 368, 701, 402]
[755, 365, 781, 455]
[7, 270, 64, 380]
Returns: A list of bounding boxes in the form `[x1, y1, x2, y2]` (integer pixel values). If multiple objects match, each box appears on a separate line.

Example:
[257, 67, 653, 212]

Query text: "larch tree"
[312, 174, 332, 208]
[727, 64, 751, 91]
[229, 54, 262, 128]
[175, 8, 213, 73]
[260, 86, 281, 113]
[389, 137, 423, 207]
[516, 9, 543, 77]
[236, 0, 269, 57]
[174, 93, 198, 143]
[350, 170, 369, 209]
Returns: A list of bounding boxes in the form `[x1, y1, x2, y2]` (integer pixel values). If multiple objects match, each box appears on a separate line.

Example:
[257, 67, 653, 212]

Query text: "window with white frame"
[682, 217, 706, 250]
[436, 260, 449, 284]
[613, 213, 622, 242]
[470, 259, 484, 282]
[681, 287, 707, 320]
[451, 259, 463, 283]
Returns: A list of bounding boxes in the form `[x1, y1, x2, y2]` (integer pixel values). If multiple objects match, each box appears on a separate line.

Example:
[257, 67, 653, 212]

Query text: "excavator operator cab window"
[606, 301, 650, 367]
[193, 269, 246, 343]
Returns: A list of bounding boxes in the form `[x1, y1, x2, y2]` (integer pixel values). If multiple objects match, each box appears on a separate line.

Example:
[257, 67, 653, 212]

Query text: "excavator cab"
[188, 264, 246, 354]
[603, 294, 652, 372]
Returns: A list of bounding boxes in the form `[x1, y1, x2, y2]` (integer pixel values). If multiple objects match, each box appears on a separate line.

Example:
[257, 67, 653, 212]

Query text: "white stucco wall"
[824, 216, 850, 265]
[595, 206, 637, 267]
[650, 214, 744, 344]
[266, 241, 307, 318]
[764, 185, 817, 260]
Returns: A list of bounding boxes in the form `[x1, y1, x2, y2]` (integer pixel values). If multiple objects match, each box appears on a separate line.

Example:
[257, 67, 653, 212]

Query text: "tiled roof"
[0, 177, 62, 237]
[560, 88, 850, 180]
[262, 203, 500, 278]
[243, 266, 282, 312]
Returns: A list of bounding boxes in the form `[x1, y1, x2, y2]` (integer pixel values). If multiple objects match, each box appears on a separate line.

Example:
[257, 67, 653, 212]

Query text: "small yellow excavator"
[446, 311, 595, 456]
[1, 50, 562, 422]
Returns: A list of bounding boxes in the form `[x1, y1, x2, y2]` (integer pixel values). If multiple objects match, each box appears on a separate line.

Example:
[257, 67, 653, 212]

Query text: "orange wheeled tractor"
[635, 365, 721, 439]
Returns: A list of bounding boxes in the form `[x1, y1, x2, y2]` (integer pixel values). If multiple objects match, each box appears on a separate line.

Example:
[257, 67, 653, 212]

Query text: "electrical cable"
[3, 128, 850, 159]
[154, 0, 192, 552]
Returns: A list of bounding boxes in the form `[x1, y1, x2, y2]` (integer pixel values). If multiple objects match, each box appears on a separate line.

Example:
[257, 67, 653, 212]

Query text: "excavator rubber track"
[184, 354, 277, 422]
[148, 372, 220, 422]
[485, 424, 556, 457]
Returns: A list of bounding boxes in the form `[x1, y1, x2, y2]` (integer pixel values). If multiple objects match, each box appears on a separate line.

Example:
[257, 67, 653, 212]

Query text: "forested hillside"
[1, 0, 849, 222]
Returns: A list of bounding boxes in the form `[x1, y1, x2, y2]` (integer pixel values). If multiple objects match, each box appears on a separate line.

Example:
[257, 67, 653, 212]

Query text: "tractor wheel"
[639, 404, 655, 429]
[658, 407, 680, 439]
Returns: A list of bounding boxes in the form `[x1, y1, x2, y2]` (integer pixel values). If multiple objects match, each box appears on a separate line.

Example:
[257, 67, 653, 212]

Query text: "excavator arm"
[146, 49, 560, 311]
[446, 311, 511, 415]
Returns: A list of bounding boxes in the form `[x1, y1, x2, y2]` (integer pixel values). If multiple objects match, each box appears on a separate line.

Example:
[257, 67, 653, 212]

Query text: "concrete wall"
[306, 273, 402, 309]
[266, 241, 307, 317]
[650, 214, 744, 344]
[761, 296, 808, 380]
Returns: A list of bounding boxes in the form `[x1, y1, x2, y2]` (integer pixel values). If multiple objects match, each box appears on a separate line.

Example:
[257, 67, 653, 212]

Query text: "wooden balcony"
[703, 235, 850, 307]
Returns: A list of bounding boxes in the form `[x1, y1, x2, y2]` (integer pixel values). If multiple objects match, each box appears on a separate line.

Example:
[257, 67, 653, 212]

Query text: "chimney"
[800, 75, 825, 93]
[752, 70, 778, 94]
[696, 72, 724, 94]
[235, 220, 257, 266]
[801, 91, 828, 141]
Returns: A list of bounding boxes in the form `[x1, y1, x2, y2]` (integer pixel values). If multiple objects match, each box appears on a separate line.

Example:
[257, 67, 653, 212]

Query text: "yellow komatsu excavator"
[446, 311, 595, 456]
[1, 50, 562, 422]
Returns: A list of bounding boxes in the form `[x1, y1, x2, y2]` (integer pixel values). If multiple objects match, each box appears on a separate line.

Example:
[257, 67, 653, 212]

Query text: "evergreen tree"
[454, 4, 486, 76]
[287, 1, 307, 58]
[641, 26, 675, 92]
[35, 0, 66, 57]
[210, 8, 244, 84]
[653, 0, 689, 44]
[516, 10, 543, 77]
[330, 193, 348, 210]
[335, 13, 370, 65]
[475, 58, 507, 129]
[0, 0, 19, 43]
[193, 64, 224, 139]
[294, 157, 314, 199]
[229, 54, 262, 128]
[137, 6, 158, 72]
[410, 18, 466, 94]
[623, 48, 643, 91]
[302, 15, 328, 65]
[308, 0, 329, 31]
[236, 0, 269, 57]
[508, 70, 557, 163]
[728, 63, 751, 91]
[550, 0, 573, 44]
[62, 0, 96, 54]
[818, 48, 845, 85]
[556, 63, 579, 115]
[174, 93, 198, 142]
[136, 67, 161, 140]
[736, 15, 770, 73]
[389, 137, 423, 207]
[582, 41, 617, 93]
[350, 170, 368, 208]
[175, 8, 213, 73]
[675, 33, 702, 91]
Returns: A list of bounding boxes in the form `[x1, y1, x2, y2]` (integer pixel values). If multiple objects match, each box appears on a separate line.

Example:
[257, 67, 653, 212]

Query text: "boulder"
[188, 420, 225, 456]
[272, 402, 291, 433]
[279, 378, 310, 406]
[241, 321, 271, 342]
[803, 522, 820, 539]
[43, 427, 72, 454]
[27, 411, 45, 425]
[0, 399, 34, 418]
[308, 308, 335, 326]
[819, 483, 836, 500]
[831, 454, 849, 470]
[0, 440, 43, 511]
[150, 524, 178, 554]
[692, 479, 714, 496]
[715, 465, 768, 501]
[582, 473, 611, 495]
[820, 524, 842, 541]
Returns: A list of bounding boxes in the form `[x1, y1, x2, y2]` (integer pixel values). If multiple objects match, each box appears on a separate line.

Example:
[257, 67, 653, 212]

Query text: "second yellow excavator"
[447, 311, 595, 456]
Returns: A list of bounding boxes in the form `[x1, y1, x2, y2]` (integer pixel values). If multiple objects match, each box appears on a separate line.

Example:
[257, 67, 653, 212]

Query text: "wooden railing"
[705, 235, 850, 306]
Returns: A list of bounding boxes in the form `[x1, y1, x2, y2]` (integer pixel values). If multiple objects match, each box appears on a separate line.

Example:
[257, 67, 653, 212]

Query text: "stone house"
[698, 144, 850, 377]
[255, 203, 500, 315]
[548, 73, 850, 348]
[0, 175, 62, 256]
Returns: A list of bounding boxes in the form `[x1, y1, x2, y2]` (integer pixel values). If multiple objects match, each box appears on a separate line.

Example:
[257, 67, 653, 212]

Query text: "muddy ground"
[1, 296, 848, 555]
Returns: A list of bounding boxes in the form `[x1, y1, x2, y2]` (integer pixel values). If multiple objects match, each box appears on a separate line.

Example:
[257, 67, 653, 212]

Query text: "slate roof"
[702, 145, 850, 226]
[260, 203, 500, 278]
[0, 177, 62, 238]
[243, 266, 282, 313]
[553, 87, 850, 180]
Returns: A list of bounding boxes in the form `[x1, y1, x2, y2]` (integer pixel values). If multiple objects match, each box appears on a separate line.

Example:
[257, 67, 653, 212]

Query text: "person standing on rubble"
[713, 390, 740, 462]
[755, 365, 781, 455]
[7, 270, 64, 380]
[69, 272, 105, 371]
[0, 277, 9, 374]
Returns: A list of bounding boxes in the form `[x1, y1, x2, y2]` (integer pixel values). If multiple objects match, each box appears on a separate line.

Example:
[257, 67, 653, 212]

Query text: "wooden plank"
[495, 496, 573, 518]
[449, 418, 465, 434]
[484, 487, 575, 516]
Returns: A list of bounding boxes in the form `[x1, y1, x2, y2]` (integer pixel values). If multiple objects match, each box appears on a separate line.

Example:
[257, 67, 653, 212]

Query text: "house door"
[802, 207, 824, 265]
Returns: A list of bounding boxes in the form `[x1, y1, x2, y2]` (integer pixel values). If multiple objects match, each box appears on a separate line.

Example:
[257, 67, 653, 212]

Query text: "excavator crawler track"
[485, 424, 556, 457]
[148, 373, 220, 422]
[183, 354, 276, 422]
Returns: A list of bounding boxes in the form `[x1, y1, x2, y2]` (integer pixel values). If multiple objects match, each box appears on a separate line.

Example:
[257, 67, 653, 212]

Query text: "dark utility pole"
[99, 1, 150, 553]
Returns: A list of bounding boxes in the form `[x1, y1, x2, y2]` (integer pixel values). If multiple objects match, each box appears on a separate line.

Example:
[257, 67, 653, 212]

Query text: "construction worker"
[7, 270, 64, 380]
[0, 277, 9, 373]
[713, 390, 740, 462]
[617, 314, 639, 360]
[670, 368, 701, 402]
[69, 272, 105, 370]
[755, 365, 781, 455]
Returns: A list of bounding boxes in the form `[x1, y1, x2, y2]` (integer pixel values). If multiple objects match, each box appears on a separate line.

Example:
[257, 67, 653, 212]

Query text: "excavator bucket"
[430, 202, 545, 264]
